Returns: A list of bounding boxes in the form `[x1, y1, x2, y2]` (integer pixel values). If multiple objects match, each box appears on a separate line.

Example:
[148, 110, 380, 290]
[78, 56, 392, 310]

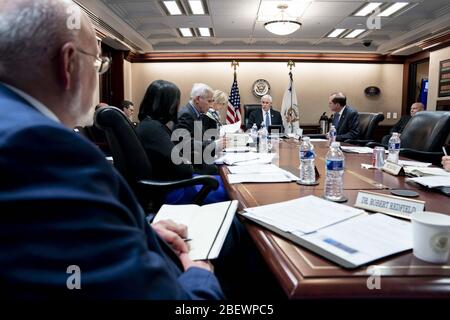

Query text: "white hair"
[190, 83, 213, 99]
[0, 0, 79, 80]
[261, 94, 272, 103]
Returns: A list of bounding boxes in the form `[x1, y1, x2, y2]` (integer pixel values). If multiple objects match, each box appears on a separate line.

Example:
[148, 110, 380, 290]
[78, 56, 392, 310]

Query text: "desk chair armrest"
[399, 149, 444, 165]
[138, 175, 219, 205]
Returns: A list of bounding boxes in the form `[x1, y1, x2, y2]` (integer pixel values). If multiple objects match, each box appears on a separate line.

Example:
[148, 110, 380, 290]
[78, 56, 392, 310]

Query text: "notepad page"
[153, 204, 198, 227]
[302, 213, 412, 267]
[244, 195, 364, 234]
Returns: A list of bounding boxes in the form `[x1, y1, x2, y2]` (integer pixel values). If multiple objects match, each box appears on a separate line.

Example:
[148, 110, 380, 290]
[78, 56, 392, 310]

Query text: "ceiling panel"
[79, 0, 450, 54]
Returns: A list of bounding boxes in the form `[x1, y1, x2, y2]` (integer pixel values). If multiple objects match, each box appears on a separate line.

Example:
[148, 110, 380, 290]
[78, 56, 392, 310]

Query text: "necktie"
[265, 112, 270, 128]
[333, 112, 340, 128]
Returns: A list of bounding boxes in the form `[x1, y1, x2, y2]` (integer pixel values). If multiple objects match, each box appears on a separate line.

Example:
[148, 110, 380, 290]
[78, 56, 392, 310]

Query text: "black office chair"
[94, 106, 219, 211]
[345, 112, 384, 145]
[243, 104, 261, 130]
[367, 111, 450, 164]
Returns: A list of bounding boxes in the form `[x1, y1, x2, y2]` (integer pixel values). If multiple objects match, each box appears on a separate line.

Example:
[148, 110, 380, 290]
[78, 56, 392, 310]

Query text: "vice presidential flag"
[281, 72, 300, 134]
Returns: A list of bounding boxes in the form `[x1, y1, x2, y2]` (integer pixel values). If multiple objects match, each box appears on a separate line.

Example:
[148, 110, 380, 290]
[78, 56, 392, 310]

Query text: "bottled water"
[328, 125, 337, 146]
[324, 142, 345, 201]
[258, 122, 268, 152]
[299, 137, 316, 184]
[250, 123, 258, 147]
[387, 132, 401, 164]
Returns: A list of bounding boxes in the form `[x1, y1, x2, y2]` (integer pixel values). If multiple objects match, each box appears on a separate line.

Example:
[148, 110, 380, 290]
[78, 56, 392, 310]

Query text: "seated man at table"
[175, 83, 224, 174]
[381, 102, 424, 145]
[328, 92, 360, 141]
[246, 94, 283, 130]
[0, 0, 281, 300]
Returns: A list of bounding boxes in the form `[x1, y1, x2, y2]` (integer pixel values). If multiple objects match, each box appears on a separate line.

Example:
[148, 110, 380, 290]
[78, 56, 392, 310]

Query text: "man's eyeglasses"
[76, 48, 111, 75]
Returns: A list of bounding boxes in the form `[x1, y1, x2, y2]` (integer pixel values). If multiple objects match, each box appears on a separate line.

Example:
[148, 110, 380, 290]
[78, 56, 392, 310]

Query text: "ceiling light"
[345, 29, 366, 38]
[198, 28, 210, 37]
[179, 28, 193, 37]
[263, 4, 302, 36]
[188, 0, 205, 15]
[163, 1, 182, 15]
[378, 2, 409, 17]
[354, 2, 382, 16]
[327, 29, 346, 38]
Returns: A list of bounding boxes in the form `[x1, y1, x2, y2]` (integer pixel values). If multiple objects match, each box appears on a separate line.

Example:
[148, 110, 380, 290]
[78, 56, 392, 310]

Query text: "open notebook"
[153, 200, 238, 260]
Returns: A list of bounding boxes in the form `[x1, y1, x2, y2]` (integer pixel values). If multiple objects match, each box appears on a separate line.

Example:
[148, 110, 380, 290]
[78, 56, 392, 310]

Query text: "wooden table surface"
[219, 139, 450, 299]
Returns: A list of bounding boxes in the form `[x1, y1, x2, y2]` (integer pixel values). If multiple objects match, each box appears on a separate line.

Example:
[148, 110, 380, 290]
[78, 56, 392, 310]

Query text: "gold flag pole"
[231, 60, 239, 76]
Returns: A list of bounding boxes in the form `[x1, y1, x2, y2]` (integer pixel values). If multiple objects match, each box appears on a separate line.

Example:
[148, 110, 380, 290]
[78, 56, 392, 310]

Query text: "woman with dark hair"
[136, 80, 227, 204]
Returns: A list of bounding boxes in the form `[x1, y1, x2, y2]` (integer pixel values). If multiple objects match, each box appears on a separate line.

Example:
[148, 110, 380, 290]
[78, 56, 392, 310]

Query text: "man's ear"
[58, 43, 77, 91]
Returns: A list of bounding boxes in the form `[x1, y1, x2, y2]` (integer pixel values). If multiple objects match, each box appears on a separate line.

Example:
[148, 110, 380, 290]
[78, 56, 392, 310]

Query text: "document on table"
[398, 160, 432, 167]
[302, 213, 412, 267]
[340, 146, 379, 154]
[403, 166, 450, 177]
[223, 146, 251, 153]
[227, 170, 298, 184]
[243, 195, 364, 234]
[215, 153, 274, 165]
[227, 164, 281, 174]
[407, 176, 450, 187]
[220, 121, 241, 136]
[310, 138, 328, 142]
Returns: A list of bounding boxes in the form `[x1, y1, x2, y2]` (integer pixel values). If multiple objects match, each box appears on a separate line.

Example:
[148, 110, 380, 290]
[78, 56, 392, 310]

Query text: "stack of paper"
[214, 153, 274, 166]
[227, 169, 299, 184]
[243, 195, 365, 234]
[340, 146, 387, 154]
[398, 160, 432, 167]
[407, 176, 450, 188]
[404, 166, 450, 177]
[219, 121, 241, 136]
[241, 195, 413, 268]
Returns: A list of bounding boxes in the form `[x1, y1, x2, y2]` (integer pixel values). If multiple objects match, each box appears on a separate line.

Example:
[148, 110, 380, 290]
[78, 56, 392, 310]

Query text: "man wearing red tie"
[328, 92, 360, 141]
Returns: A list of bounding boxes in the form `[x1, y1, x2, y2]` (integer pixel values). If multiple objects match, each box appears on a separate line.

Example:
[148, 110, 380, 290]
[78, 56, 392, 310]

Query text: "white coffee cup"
[411, 211, 450, 264]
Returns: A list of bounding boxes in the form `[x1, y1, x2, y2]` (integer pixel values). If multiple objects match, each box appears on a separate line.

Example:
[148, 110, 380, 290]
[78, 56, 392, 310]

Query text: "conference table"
[219, 138, 450, 299]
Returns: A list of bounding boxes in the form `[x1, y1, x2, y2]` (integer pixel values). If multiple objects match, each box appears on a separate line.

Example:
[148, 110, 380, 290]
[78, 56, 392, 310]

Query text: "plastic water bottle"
[258, 122, 268, 152]
[328, 125, 337, 146]
[387, 132, 401, 164]
[299, 137, 316, 184]
[324, 142, 345, 201]
[250, 123, 258, 147]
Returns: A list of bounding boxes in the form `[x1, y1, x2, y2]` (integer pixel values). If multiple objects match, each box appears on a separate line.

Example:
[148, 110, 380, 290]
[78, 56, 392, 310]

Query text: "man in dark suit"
[246, 94, 283, 130]
[328, 92, 360, 141]
[0, 0, 222, 299]
[381, 102, 424, 144]
[175, 83, 223, 174]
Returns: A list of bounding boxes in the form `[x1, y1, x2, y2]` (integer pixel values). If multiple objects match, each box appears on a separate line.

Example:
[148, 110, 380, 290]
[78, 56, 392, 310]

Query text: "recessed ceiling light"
[163, 1, 182, 15]
[354, 2, 382, 17]
[198, 27, 210, 37]
[179, 28, 193, 37]
[327, 29, 346, 38]
[345, 29, 366, 38]
[188, 0, 205, 15]
[378, 2, 409, 17]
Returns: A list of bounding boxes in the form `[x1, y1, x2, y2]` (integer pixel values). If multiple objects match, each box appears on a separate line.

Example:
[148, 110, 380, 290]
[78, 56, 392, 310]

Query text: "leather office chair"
[94, 106, 219, 211]
[367, 111, 450, 164]
[345, 112, 384, 145]
[243, 104, 261, 129]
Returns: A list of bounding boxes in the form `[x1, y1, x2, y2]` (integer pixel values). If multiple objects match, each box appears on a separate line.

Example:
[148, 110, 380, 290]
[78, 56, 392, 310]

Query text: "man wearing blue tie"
[246, 94, 283, 130]
[328, 92, 360, 141]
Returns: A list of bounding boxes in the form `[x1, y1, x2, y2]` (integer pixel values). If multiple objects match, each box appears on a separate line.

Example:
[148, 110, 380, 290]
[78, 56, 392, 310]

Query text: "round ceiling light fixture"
[264, 4, 302, 36]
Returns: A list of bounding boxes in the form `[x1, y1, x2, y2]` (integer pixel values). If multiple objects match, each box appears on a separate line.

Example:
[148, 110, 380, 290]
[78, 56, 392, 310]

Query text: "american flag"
[226, 73, 241, 124]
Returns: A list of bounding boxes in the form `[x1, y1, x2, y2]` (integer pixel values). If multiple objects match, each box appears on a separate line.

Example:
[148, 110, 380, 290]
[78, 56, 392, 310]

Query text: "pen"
[443, 146, 448, 156]
[183, 238, 193, 242]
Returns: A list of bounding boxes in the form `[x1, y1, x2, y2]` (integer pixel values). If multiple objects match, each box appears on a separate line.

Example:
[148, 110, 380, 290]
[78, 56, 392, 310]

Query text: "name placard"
[382, 161, 405, 176]
[355, 191, 425, 220]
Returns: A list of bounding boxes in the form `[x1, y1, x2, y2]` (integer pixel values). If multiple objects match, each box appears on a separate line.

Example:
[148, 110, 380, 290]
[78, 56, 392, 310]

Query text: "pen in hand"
[443, 146, 448, 156]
